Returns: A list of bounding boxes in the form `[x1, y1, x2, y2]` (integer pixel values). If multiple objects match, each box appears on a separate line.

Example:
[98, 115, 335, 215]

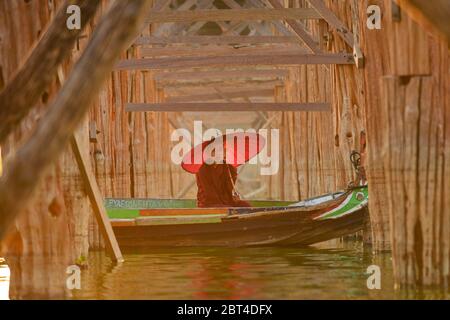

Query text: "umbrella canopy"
[181, 132, 266, 174]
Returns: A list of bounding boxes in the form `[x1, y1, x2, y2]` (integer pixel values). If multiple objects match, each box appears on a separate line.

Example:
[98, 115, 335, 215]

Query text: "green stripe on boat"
[107, 209, 140, 219]
[315, 187, 368, 220]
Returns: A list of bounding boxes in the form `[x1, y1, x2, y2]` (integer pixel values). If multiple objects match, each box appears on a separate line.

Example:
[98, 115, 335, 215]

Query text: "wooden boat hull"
[109, 187, 369, 248]
[113, 208, 367, 248]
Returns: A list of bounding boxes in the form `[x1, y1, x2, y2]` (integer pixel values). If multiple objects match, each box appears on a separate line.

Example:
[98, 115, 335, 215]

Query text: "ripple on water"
[1, 242, 448, 300]
[70, 241, 446, 300]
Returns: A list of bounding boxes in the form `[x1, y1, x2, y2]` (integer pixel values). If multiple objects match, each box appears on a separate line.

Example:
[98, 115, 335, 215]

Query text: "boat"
[106, 186, 368, 248]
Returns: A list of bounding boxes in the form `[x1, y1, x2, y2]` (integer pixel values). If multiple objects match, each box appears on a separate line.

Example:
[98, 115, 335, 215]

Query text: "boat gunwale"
[224, 190, 354, 220]
[108, 186, 368, 223]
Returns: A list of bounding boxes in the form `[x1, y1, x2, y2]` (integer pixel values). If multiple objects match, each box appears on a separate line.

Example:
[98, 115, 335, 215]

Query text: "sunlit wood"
[116, 53, 353, 70]
[154, 69, 289, 82]
[307, 0, 354, 47]
[146, 8, 322, 23]
[139, 44, 308, 58]
[165, 89, 275, 102]
[134, 35, 301, 45]
[267, 0, 321, 53]
[126, 102, 331, 112]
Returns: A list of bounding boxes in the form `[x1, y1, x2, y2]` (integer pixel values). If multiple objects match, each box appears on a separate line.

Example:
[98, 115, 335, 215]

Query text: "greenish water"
[1, 241, 447, 300]
[71, 241, 446, 300]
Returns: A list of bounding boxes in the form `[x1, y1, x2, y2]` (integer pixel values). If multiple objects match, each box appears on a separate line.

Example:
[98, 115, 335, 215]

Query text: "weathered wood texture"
[358, 0, 393, 251]
[0, 0, 151, 241]
[0, 0, 101, 144]
[266, 0, 321, 53]
[0, 0, 91, 298]
[0, 1, 151, 295]
[126, 102, 331, 112]
[395, 0, 450, 42]
[360, 0, 449, 287]
[139, 44, 308, 58]
[1, 0, 447, 298]
[308, 0, 355, 48]
[145, 8, 322, 23]
[381, 75, 449, 287]
[134, 35, 301, 45]
[71, 131, 123, 262]
[153, 69, 289, 82]
[325, 0, 367, 236]
[263, 66, 337, 201]
[88, 69, 179, 200]
[258, 0, 364, 203]
[116, 53, 353, 70]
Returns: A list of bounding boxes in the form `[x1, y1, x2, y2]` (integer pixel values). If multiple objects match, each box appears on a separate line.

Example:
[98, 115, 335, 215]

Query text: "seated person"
[196, 163, 251, 208]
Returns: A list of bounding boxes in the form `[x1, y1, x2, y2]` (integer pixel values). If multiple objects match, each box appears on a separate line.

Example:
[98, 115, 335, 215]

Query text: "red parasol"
[181, 132, 266, 174]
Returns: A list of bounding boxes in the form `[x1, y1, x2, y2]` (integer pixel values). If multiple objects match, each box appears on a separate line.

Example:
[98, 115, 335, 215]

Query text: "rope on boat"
[348, 150, 367, 190]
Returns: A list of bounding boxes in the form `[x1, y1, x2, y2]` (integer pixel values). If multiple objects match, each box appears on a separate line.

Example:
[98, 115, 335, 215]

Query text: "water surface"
[1, 241, 447, 300]
[72, 240, 445, 300]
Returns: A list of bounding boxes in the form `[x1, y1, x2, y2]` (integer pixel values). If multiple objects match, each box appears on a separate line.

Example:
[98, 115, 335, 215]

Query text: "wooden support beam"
[154, 0, 214, 36]
[182, 112, 261, 127]
[307, 0, 354, 48]
[213, 87, 238, 103]
[126, 102, 331, 112]
[245, 0, 296, 36]
[134, 35, 301, 45]
[220, 0, 274, 35]
[184, 21, 210, 36]
[139, 44, 307, 58]
[154, 69, 289, 81]
[116, 53, 353, 70]
[267, 0, 321, 53]
[165, 89, 275, 102]
[146, 8, 322, 23]
[71, 133, 123, 263]
[160, 79, 284, 90]
[219, 21, 249, 36]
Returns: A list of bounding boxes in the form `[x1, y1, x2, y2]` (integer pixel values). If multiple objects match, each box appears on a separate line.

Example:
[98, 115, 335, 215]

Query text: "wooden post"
[57, 67, 122, 263]
[71, 133, 123, 263]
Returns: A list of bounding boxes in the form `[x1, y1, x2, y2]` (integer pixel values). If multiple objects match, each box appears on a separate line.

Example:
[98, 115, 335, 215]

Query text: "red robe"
[196, 164, 251, 208]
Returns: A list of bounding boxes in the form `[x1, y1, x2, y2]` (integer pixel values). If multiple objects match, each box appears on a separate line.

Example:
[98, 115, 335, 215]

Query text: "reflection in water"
[73, 241, 446, 300]
[1, 241, 448, 300]
[0, 258, 10, 300]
